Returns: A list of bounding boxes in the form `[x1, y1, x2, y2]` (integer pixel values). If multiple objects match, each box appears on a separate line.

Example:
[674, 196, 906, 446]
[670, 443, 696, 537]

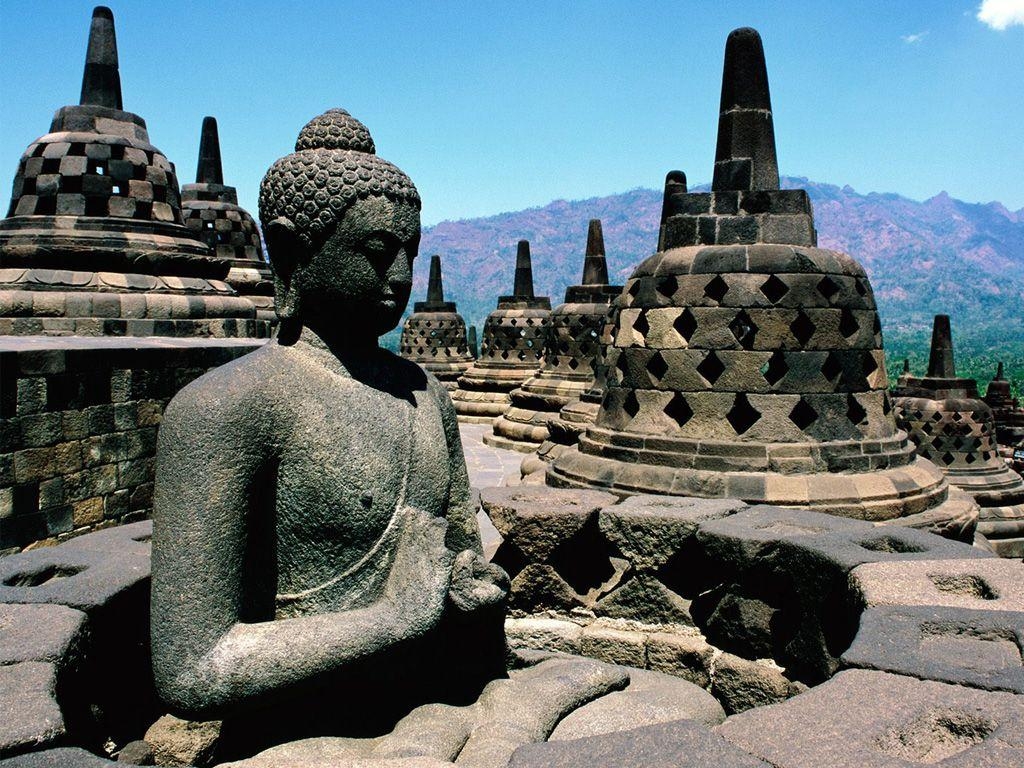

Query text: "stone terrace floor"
[460, 422, 523, 548]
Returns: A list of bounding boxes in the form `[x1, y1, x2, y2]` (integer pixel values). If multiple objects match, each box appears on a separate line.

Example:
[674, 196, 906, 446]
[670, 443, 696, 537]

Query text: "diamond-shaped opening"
[704, 275, 729, 303]
[526, 318, 535, 326]
[790, 311, 816, 346]
[931, 411, 944, 422]
[657, 275, 678, 299]
[847, 394, 868, 425]
[951, 412, 963, 422]
[728, 310, 758, 350]
[761, 350, 789, 386]
[817, 276, 840, 301]
[883, 393, 893, 415]
[862, 352, 878, 379]
[633, 311, 650, 341]
[664, 392, 693, 428]
[821, 352, 843, 382]
[548, 515, 619, 598]
[726, 393, 761, 434]
[760, 274, 790, 304]
[839, 309, 859, 338]
[623, 391, 640, 418]
[789, 397, 819, 431]
[697, 351, 726, 385]
[674, 308, 697, 342]
[647, 351, 669, 382]
[510, 318, 517, 326]
[855, 278, 868, 297]
[628, 280, 641, 297]
[568, 357, 580, 370]
[941, 451, 955, 465]
[931, 435, 945, 449]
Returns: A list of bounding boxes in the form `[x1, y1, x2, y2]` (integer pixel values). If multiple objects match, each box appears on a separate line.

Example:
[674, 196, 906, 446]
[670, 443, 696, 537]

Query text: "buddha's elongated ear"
[265, 217, 302, 320]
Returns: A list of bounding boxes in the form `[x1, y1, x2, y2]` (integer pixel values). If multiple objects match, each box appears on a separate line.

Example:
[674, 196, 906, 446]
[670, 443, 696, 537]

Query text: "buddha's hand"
[448, 549, 510, 613]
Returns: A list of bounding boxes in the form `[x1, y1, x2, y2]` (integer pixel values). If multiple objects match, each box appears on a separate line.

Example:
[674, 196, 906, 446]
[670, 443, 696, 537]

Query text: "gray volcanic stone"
[718, 669, 1024, 767]
[0, 603, 87, 665]
[549, 667, 725, 740]
[695, 506, 986, 683]
[0, 538, 149, 613]
[150, 108, 508, 728]
[510, 719, 769, 768]
[842, 605, 1024, 694]
[117, 741, 155, 765]
[481, 487, 617, 560]
[852, 558, 1024, 612]
[0, 662, 64, 758]
[0, 748, 129, 767]
[599, 496, 746, 571]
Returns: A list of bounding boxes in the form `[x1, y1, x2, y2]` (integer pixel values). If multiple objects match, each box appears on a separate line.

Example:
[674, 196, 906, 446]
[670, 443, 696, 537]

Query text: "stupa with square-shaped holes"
[547, 27, 979, 543]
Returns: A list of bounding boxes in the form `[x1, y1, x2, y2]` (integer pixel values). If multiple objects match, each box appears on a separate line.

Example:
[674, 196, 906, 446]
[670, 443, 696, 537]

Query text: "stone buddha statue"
[150, 109, 508, 735]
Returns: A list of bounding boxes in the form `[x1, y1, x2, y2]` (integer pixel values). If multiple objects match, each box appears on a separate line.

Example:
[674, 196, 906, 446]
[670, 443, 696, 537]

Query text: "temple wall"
[0, 337, 264, 552]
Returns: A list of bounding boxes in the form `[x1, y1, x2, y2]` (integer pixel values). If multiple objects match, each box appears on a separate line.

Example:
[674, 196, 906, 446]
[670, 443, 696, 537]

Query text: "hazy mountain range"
[409, 178, 1023, 389]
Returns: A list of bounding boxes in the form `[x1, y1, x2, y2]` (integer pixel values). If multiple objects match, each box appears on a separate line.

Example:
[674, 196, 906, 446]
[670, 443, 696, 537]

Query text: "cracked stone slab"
[480, 487, 618, 561]
[599, 495, 746, 571]
[852, 558, 1024, 612]
[717, 669, 1024, 767]
[510, 718, 770, 768]
[841, 605, 1024, 694]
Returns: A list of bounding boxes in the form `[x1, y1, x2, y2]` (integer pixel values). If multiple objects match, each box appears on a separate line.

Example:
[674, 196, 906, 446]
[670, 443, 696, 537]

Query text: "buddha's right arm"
[151, 385, 453, 719]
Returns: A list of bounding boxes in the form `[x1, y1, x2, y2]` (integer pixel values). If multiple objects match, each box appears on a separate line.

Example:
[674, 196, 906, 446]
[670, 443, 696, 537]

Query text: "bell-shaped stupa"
[0, 7, 269, 338]
[399, 254, 474, 388]
[488, 220, 622, 451]
[983, 362, 1024, 450]
[548, 28, 978, 543]
[451, 240, 551, 422]
[180, 117, 275, 323]
[894, 316, 1024, 556]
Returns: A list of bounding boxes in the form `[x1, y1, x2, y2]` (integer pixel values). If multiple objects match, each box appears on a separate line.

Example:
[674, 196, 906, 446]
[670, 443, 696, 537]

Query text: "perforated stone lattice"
[400, 314, 471, 359]
[479, 311, 549, 364]
[896, 398, 999, 469]
[9, 137, 183, 224]
[181, 203, 263, 262]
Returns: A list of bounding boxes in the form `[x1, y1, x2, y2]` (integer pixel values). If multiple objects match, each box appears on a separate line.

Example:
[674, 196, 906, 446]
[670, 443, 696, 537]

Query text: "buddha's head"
[259, 109, 421, 341]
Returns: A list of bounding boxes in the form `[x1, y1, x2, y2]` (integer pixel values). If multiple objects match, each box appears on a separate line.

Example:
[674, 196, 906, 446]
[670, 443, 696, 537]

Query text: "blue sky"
[1, 1, 1022, 225]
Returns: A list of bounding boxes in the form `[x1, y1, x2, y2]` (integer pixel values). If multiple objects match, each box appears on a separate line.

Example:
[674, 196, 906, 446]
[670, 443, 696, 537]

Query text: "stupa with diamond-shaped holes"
[548, 27, 980, 543]
[983, 362, 1024, 450]
[894, 316, 1024, 556]
[487, 220, 621, 451]
[399, 254, 474, 389]
[451, 240, 551, 422]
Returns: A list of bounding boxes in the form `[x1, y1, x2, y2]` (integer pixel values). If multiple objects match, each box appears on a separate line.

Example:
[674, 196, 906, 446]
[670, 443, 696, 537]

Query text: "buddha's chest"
[271, 382, 451, 596]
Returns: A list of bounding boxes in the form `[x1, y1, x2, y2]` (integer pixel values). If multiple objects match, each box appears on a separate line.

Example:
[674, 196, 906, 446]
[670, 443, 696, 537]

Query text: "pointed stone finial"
[196, 117, 224, 185]
[995, 362, 1006, 381]
[927, 315, 956, 379]
[581, 220, 609, 286]
[426, 254, 444, 304]
[712, 27, 779, 192]
[903, 359, 911, 374]
[79, 7, 122, 110]
[468, 325, 478, 358]
[513, 240, 535, 299]
[659, 171, 688, 225]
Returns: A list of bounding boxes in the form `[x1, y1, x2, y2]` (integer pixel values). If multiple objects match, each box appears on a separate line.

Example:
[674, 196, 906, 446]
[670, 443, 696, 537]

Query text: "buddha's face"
[293, 195, 420, 339]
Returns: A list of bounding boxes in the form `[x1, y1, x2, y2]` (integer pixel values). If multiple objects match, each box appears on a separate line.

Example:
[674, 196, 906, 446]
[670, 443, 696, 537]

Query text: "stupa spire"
[513, 240, 536, 299]
[995, 362, 1005, 380]
[581, 219, 609, 286]
[79, 6, 122, 110]
[426, 254, 445, 304]
[195, 116, 224, 185]
[712, 27, 779, 192]
[927, 314, 956, 379]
